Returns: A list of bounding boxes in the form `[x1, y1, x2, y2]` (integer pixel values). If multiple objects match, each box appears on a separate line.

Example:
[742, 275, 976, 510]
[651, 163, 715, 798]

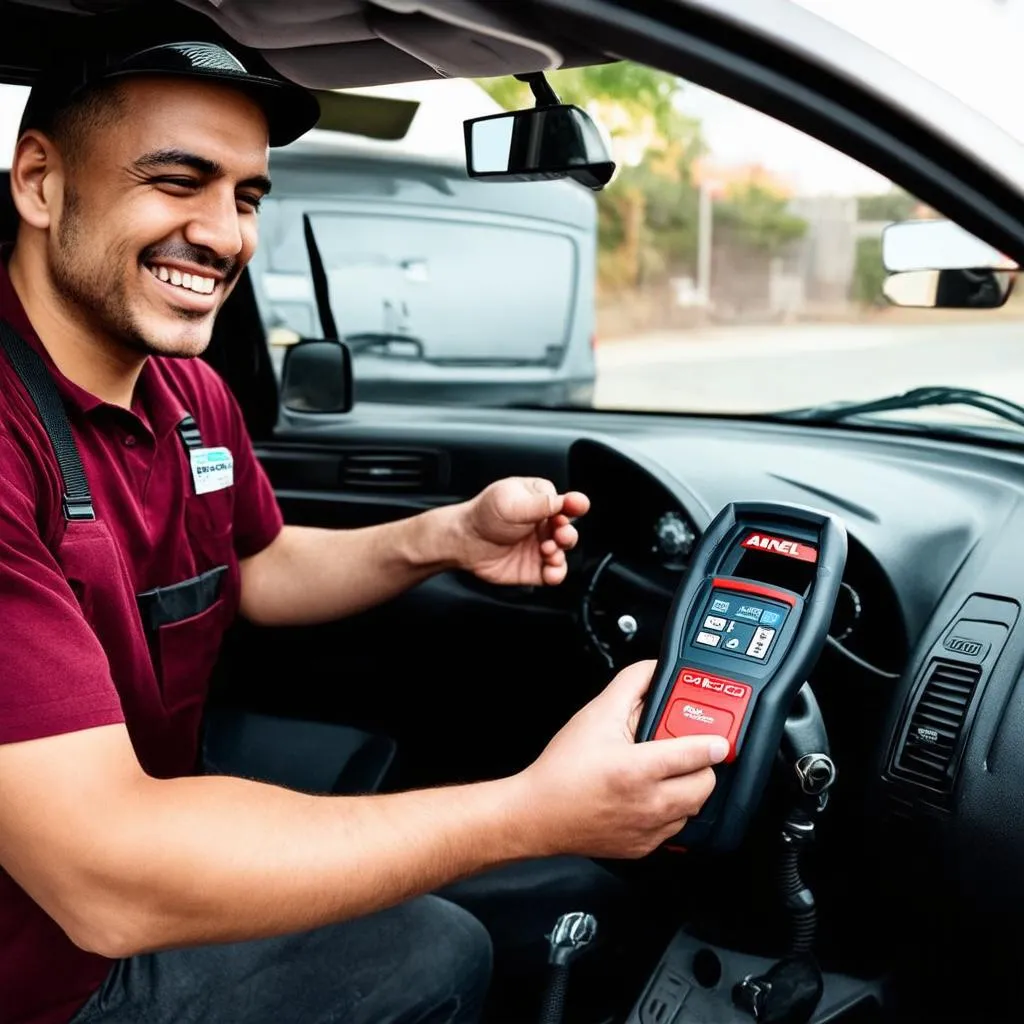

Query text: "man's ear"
[10, 130, 63, 231]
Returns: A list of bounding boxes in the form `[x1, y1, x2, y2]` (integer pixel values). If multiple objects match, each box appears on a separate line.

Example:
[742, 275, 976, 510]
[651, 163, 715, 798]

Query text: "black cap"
[21, 39, 321, 147]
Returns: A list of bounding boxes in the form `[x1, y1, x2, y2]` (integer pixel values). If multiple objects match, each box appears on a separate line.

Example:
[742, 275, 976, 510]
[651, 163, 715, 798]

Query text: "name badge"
[190, 446, 234, 495]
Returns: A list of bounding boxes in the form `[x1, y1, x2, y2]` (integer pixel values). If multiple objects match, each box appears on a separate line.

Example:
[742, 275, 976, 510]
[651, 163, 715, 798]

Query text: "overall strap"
[0, 320, 95, 522]
[176, 413, 203, 451]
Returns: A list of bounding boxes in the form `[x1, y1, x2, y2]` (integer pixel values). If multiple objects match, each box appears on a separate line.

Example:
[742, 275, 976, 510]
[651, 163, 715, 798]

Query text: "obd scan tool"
[635, 502, 847, 852]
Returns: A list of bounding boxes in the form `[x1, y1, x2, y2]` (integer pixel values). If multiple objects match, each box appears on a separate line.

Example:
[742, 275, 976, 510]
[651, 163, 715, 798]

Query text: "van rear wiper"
[775, 386, 1024, 431]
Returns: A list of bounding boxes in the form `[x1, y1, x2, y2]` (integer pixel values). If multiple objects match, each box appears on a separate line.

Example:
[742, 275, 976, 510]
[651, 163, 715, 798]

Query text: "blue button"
[710, 598, 731, 615]
[760, 609, 784, 628]
[733, 603, 764, 624]
[720, 622, 756, 653]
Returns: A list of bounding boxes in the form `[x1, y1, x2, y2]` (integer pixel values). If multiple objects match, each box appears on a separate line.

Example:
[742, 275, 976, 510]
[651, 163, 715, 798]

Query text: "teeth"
[147, 265, 216, 294]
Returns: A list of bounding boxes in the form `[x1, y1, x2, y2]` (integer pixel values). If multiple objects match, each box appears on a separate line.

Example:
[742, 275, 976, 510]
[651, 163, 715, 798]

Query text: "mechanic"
[0, 33, 728, 1024]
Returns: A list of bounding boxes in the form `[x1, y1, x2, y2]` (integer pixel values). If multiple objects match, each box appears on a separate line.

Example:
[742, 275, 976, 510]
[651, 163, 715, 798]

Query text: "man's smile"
[143, 262, 221, 312]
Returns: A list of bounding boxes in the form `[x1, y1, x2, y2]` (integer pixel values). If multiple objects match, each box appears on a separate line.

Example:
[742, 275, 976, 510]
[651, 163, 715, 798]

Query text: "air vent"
[340, 449, 441, 491]
[891, 660, 981, 795]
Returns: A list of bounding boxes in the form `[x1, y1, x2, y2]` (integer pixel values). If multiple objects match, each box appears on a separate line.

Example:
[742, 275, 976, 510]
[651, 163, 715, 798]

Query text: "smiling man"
[0, 33, 727, 1024]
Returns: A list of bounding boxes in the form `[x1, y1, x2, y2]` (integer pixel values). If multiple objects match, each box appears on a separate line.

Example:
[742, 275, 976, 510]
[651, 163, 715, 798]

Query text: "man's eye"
[155, 177, 199, 191]
[237, 194, 263, 213]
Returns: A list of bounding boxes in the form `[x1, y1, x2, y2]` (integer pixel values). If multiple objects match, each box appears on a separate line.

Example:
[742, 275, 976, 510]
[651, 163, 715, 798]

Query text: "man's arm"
[238, 507, 460, 626]
[239, 478, 588, 627]
[0, 664, 725, 958]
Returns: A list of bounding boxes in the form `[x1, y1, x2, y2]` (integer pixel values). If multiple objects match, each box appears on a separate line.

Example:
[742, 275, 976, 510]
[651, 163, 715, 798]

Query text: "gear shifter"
[538, 911, 598, 1024]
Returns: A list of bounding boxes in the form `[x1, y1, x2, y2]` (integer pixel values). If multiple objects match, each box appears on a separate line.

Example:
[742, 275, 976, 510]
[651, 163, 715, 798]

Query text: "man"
[0, 35, 727, 1024]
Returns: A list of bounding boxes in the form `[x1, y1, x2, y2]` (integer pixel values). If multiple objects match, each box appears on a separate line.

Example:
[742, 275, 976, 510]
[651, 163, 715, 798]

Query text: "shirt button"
[123, 434, 137, 448]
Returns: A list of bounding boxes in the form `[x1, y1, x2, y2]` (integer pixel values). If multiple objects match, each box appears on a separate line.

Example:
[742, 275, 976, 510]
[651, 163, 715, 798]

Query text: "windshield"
[3, 56, 1023, 432]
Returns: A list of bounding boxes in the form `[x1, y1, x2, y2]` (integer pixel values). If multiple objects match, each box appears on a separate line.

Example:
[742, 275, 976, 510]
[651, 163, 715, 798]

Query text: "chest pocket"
[136, 414, 238, 716]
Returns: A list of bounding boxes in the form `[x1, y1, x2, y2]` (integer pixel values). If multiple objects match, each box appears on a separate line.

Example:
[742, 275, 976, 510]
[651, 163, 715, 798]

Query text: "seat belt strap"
[0, 320, 95, 522]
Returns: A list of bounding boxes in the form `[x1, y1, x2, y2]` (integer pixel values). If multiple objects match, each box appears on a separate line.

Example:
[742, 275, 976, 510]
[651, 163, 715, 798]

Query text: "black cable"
[539, 964, 570, 1024]
[825, 634, 901, 680]
[779, 832, 816, 956]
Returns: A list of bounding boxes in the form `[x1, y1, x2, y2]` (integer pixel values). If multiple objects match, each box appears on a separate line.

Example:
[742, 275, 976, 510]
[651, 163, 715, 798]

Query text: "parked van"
[255, 115, 598, 408]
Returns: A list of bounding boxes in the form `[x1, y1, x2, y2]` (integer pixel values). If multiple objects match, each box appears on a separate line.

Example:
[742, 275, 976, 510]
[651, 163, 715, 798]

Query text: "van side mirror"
[281, 339, 354, 414]
[464, 104, 615, 191]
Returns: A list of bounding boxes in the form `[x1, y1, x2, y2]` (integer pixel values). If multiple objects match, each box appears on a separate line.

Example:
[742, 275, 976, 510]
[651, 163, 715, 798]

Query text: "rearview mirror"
[883, 268, 1015, 309]
[281, 339, 354, 414]
[464, 105, 615, 191]
[882, 219, 1019, 272]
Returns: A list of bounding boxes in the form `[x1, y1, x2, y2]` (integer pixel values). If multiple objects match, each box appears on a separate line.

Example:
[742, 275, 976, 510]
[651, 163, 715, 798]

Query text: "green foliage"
[857, 189, 917, 223]
[478, 63, 706, 287]
[852, 236, 887, 306]
[714, 184, 808, 254]
[478, 63, 683, 137]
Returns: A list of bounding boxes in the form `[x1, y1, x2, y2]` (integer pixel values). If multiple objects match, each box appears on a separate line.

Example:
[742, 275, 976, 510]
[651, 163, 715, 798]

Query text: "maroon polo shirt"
[0, 261, 284, 1024]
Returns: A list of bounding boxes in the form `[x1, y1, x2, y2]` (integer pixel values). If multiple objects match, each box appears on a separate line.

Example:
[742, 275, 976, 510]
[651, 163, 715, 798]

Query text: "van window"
[254, 204, 578, 364]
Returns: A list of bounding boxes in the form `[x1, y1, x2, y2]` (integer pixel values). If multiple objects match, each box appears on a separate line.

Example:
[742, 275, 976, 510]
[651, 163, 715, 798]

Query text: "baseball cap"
[20, 39, 321, 147]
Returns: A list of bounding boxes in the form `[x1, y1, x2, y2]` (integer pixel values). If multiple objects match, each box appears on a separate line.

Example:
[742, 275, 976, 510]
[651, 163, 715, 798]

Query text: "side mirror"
[883, 268, 1015, 309]
[882, 219, 1019, 272]
[464, 104, 615, 191]
[281, 339, 354, 414]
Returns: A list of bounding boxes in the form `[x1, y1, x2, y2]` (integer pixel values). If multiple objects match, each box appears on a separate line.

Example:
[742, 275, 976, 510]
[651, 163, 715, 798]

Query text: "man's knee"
[387, 896, 493, 1022]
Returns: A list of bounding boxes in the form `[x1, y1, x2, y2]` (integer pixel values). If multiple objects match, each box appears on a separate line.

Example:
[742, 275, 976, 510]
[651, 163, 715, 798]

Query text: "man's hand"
[455, 477, 590, 586]
[516, 660, 727, 859]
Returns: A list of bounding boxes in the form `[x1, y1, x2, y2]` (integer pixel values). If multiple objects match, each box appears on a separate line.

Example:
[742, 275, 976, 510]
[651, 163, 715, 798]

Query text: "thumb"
[518, 477, 560, 520]
[640, 732, 731, 778]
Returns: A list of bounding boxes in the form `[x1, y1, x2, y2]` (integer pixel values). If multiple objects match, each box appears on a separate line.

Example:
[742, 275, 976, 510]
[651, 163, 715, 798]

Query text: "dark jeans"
[68, 857, 623, 1024]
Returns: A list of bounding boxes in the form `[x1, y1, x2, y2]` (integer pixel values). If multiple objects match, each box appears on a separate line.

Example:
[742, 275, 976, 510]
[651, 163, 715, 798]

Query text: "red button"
[652, 667, 754, 762]
[661, 699, 734, 742]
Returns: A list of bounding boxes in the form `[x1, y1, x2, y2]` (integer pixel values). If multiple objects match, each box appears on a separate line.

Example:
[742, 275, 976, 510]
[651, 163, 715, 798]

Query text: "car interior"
[5, 1, 1024, 1023]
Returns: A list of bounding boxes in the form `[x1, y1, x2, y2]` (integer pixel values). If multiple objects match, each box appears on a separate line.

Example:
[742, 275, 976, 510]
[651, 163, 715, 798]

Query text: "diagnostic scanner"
[635, 501, 847, 852]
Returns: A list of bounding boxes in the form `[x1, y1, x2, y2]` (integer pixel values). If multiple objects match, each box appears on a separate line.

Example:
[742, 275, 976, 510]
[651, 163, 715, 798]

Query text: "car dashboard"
[274, 401, 1024, 1002]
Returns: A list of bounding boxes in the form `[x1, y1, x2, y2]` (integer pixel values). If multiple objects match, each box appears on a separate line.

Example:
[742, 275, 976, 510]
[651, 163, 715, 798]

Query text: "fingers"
[508, 479, 590, 526]
[598, 659, 658, 716]
[541, 560, 567, 586]
[540, 516, 578, 556]
[641, 733, 730, 778]
[655, 767, 718, 817]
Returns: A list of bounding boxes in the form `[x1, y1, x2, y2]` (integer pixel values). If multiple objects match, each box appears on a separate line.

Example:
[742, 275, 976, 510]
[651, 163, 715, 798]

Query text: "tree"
[479, 63, 705, 291]
[857, 189, 917, 222]
[714, 183, 807, 254]
[852, 237, 887, 307]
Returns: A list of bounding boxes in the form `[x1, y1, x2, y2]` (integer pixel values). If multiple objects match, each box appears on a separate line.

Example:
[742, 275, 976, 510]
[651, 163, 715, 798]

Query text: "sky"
[674, 0, 1024, 197]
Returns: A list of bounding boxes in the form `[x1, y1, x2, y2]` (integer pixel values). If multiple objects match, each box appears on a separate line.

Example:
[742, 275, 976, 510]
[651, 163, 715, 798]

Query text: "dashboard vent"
[892, 660, 981, 794]
[340, 449, 441, 491]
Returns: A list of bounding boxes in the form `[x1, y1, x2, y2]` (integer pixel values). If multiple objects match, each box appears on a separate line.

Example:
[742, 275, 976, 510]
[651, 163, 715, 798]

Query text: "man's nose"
[183, 189, 245, 260]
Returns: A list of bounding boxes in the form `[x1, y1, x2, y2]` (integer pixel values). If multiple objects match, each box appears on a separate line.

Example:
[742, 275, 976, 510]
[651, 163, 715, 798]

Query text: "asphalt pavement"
[593, 318, 1024, 422]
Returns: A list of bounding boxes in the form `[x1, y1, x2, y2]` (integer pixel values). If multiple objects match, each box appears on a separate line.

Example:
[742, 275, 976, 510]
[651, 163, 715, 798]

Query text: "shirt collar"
[0, 251, 190, 441]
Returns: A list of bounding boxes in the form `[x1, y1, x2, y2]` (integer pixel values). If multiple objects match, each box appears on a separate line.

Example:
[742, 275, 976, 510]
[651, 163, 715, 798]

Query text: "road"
[594, 319, 1024, 420]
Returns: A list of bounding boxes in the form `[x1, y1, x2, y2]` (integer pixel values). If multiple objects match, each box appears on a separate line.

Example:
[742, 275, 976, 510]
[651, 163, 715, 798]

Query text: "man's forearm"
[239, 507, 463, 626]
[76, 770, 536, 957]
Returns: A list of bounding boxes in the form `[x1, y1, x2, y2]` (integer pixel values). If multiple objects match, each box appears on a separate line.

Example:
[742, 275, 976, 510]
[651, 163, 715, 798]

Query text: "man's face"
[49, 77, 271, 359]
